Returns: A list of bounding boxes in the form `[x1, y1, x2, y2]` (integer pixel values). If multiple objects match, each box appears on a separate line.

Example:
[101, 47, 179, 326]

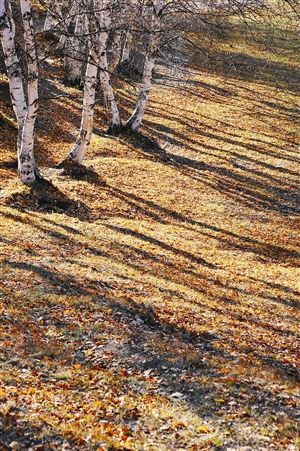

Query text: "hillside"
[0, 30, 299, 450]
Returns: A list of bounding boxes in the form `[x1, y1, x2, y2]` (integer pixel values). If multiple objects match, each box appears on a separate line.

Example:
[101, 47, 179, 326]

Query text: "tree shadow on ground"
[186, 48, 300, 94]
[30, 153, 299, 270]
[56, 159, 108, 187]
[0, 260, 299, 450]
[3, 257, 300, 389]
[146, 95, 299, 156]
[118, 130, 300, 217]
[106, 295, 300, 383]
[102, 222, 299, 308]
[2, 207, 299, 313]
[1, 175, 90, 219]
[0, 410, 84, 451]
[143, 102, 299, 165]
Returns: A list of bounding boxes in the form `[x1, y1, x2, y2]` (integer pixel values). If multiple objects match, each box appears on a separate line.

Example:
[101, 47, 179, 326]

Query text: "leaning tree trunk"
[95, 0, 121, 133]
[125, 0, 163, 132]
[68, 48, 99, 163]
[0, 0, 27, 159]
[125, 50, 156, 132]
[19, 0, 39, 185]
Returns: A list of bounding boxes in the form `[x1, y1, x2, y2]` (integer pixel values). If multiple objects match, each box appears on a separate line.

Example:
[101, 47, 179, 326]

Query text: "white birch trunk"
[43, 9, 54, 32]
[109, 29, 122, 74]
[43, 0, 63, 32]
[68, 0, 121, 163]
[67, 0, 102, 163]
[59, 1, 78, 48]
[64, 10, 87, 85]
[95, 0, 121, 133]
[68, 49, 99, 163]
[19, 0, 39, 185]
[126, 0, 163, 132]
[126, 51, 156, 132]
[0, 0, 27, 155]
[121, 30, 132, 63]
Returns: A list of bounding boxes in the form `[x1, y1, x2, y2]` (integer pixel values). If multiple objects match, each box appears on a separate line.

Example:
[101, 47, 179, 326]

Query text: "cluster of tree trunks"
[1, 0, 38, 185]
[1, 0, 167, 181]
[2, 0, 294, 184]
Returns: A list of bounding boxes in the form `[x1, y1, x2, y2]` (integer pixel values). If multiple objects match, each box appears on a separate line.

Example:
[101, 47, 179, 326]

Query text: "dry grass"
[0, 27, 299, 450]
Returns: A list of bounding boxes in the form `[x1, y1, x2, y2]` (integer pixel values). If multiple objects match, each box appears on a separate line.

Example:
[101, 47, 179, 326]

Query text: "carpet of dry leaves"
[0, 29, 299, 450]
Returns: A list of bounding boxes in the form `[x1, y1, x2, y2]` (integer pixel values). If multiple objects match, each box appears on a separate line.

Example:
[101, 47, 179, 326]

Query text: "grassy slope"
[0, 31, 299, 450]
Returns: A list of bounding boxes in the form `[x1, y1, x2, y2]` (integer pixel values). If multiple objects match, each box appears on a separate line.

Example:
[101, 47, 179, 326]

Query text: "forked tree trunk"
[0, 0, 27, 158]
[19, 0, 39, 185]
[126, 0, 163, 132]
[68, 48, 99, 163]
[95, 0, 121, 133]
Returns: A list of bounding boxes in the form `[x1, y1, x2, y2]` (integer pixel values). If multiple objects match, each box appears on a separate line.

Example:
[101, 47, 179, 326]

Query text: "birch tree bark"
[68, 48, 99, 163]
[121, 30, 133, 64]
[95, 0, 121, 133]
[67, 0, 101, 163]
[43, 0, 64, 32]
[19, 0, 39, 185]
[68, 0, 122, 163]
[0, 0, 27, 159]
[64, 9, 88, 85]
[125, 51, 156, 132]
[126, 0, 164, 132]
[109, 29, 122, 74]
[59, 1, 79, 48]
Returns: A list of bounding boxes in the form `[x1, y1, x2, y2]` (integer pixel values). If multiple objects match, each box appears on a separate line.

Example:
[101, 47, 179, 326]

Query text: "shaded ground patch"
[0, 171, 90, 219]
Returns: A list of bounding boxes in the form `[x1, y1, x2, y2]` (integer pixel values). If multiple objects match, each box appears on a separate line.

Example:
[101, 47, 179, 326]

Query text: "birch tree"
[67, 47, 99, 164]
[54, 0, 88, 85]
[109, 1, 132, 74]
[64, 7, 89, 85]
[95, 0, 121, 133]
[1, 0, 39, 185]
[109, 29, 122, 74]
[19, 0, 39, 185]
[67, 5, 98, 164]
[58, 0, 79, 48]
[121, 30, 133, 64]
[43, 0, 64, 33]
[125, 0, 164, 132]
[0, 0, 27, 157]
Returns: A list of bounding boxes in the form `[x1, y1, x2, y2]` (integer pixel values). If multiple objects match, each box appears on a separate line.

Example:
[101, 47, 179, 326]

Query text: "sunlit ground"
[0, 28, 299, 449]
